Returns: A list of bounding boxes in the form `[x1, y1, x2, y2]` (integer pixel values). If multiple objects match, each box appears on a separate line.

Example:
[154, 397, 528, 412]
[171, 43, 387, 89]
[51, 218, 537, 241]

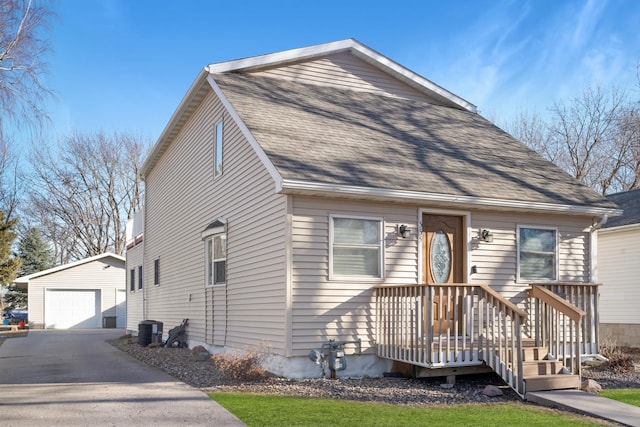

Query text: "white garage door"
[45, 289, 101, 329]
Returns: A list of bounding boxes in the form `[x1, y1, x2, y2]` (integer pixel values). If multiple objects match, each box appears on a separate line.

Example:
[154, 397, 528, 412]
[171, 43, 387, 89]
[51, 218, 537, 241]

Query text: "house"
[597, 188, 640, 346]
[127, 39, 620, 397]
[15, 253, 126, 329]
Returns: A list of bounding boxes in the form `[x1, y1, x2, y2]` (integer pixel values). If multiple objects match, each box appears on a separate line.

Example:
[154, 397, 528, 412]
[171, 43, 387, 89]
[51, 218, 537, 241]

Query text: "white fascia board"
[141, 68, 210, 178]
[206, 39, 356, 74]
[347, 43, 476, 112]
[280, 179, 622, 217]
[597, 222, 640, 235]
[14, 252, 125, 283]
[206, 75, 284, 191]
[206, 38, 476, 112]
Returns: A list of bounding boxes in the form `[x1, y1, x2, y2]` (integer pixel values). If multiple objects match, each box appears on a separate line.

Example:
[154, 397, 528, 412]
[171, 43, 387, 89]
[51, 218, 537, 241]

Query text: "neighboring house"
[597, 188, 640, 346]
[127, 39, 620, 397]
[15, 253, 126, 329]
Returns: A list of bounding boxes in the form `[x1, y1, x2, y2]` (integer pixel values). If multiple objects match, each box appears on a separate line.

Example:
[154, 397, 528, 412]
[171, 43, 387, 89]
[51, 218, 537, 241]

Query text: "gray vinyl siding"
[598, 226, 640, 324]
[290, 200, 594, 356]
[27, 257, 125, 329]
[252, 51, 441, 104]
[143, 89, 288, 353]
[126, 243, 144, 332]
[470, 211, 592, 301]
[290, 197, 418, 356]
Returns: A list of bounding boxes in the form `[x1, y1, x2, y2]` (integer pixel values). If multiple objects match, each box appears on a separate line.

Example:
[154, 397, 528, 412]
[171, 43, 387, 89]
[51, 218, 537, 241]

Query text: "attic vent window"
[214, 119, 223, 178]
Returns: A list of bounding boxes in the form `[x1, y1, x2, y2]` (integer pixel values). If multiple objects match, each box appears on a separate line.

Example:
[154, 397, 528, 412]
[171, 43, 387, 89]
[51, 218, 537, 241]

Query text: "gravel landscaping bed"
[108, 335, 639, 406]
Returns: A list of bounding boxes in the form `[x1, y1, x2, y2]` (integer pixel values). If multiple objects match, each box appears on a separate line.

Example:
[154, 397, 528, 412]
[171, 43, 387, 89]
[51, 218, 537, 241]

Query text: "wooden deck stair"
[503, 341, 580, 393]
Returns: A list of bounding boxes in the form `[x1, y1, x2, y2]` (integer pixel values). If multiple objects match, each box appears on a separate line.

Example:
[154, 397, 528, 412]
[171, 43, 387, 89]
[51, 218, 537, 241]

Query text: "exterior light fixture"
[480, 229, 493, 243]
[398, 224, 410, 239]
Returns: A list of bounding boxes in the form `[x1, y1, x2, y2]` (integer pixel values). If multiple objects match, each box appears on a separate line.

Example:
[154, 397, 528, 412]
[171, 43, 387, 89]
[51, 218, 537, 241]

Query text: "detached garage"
[14, 253, 126, 329]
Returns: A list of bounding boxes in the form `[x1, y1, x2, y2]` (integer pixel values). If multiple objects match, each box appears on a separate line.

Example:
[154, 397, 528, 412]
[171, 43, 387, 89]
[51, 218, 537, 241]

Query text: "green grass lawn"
[599, 388, 640, 407]
[210, 393, 608, 426]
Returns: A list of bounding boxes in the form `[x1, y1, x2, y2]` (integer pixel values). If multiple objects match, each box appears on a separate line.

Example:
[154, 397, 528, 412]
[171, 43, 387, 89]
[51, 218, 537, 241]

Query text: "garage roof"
[14, 252, 125, 284]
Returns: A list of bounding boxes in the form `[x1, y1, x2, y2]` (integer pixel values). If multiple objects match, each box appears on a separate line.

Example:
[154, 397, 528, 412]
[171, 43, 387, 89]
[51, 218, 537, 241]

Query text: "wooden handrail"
[479, 284, 528, 320]
[530, 282, 602, 288]
[528, 284, 585, 323]
[374, 283, 478, 290]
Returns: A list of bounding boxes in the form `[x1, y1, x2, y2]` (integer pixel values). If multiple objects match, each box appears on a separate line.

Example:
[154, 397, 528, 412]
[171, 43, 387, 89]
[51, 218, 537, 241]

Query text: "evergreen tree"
[17, 227, 55, 276]
[0, 210, 22, 313]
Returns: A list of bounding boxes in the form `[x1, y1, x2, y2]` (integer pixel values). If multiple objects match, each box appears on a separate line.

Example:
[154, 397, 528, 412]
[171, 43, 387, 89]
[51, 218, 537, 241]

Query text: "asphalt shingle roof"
[215, 73, 616, 209]
[604, 188, 640, 227]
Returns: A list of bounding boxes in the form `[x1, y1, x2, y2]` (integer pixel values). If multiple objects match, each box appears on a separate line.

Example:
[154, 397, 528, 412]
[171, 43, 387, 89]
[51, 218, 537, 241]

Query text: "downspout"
[592, 214, 608, 231]
[589, 215, 608, 283]
[589, 214, 608, 361]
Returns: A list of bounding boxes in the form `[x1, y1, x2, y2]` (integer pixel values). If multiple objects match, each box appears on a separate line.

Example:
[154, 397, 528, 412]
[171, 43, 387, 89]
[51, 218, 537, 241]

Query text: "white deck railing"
[375, 283, 528, 395]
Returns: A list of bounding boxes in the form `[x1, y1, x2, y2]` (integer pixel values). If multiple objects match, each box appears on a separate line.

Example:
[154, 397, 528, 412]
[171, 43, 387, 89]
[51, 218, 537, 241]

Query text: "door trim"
[418, 208, 471, 284]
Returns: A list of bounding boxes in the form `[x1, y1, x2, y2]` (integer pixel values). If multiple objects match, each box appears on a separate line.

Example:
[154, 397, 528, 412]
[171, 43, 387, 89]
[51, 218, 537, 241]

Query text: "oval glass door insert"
[430, 230, 451, 283]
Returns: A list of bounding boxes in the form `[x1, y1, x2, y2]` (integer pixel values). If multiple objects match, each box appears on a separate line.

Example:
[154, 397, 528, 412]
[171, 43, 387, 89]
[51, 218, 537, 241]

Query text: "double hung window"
[330, 215, 383, 279]
[206, 234, 226, 286]
[517, 226, 558, 281]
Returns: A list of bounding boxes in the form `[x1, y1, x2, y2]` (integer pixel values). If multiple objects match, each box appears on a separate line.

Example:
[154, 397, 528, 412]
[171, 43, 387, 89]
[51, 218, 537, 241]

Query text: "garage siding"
[26, 256, 126, 329]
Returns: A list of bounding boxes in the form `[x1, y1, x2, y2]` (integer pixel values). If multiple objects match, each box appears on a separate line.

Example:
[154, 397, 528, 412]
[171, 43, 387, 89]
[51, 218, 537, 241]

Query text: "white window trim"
[329, 214, 384, 281]
[153, 257, 160, 286]
[516, 225, 559, 283]
[205, 234, 227, 287]
[214, 119, 223, 179]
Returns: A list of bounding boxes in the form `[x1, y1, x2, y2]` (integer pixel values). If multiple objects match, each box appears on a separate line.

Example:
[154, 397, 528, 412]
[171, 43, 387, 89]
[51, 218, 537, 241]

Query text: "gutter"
[279, 179, 622, 217]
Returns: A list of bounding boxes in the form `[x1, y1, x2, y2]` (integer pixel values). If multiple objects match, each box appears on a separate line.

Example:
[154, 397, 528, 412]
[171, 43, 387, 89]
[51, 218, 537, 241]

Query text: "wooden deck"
[375, 283, 600, 397]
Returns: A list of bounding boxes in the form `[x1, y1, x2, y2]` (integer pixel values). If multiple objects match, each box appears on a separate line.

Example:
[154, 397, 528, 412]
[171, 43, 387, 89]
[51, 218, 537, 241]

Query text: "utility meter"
[329, 348, 346, 371]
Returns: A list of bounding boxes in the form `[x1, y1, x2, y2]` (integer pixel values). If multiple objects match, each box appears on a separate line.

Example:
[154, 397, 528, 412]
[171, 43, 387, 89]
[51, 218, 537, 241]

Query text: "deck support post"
[441, 375, 456, 388]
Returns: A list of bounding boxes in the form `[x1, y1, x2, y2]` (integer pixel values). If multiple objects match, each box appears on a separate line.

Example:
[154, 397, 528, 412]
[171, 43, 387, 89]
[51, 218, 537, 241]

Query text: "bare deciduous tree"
[505, 85, 639, 195]
[0, 138, 21, 219]
[28, 131, 149, 262]
[0, 0, 53, 130]
[0, 0, 53, 222]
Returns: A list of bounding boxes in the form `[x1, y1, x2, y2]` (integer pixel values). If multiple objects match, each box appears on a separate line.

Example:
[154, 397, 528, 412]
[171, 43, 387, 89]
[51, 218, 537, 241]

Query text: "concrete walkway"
[528, 390, 640, 427]
[0, 329, 246, 426]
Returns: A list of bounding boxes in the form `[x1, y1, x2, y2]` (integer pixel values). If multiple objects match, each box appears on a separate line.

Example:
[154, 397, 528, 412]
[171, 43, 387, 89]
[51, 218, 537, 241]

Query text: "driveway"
[0, 329, 246, 426]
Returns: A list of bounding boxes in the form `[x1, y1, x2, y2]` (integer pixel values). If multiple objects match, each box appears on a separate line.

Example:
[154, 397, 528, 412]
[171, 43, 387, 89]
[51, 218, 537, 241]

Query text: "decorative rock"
[581, 379, 602, 394]
[191, 345, 210, 361]
[483, 385, 504, 397]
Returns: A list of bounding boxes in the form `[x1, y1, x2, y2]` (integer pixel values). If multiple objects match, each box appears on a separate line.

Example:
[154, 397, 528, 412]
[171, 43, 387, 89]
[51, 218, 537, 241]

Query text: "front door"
[422, 214, 465, 335]
[422, 214, 464, 283]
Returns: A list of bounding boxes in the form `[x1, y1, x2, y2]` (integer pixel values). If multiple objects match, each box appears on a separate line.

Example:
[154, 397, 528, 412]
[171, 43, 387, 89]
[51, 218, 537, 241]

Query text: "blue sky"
[42, 0, 640, 144]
